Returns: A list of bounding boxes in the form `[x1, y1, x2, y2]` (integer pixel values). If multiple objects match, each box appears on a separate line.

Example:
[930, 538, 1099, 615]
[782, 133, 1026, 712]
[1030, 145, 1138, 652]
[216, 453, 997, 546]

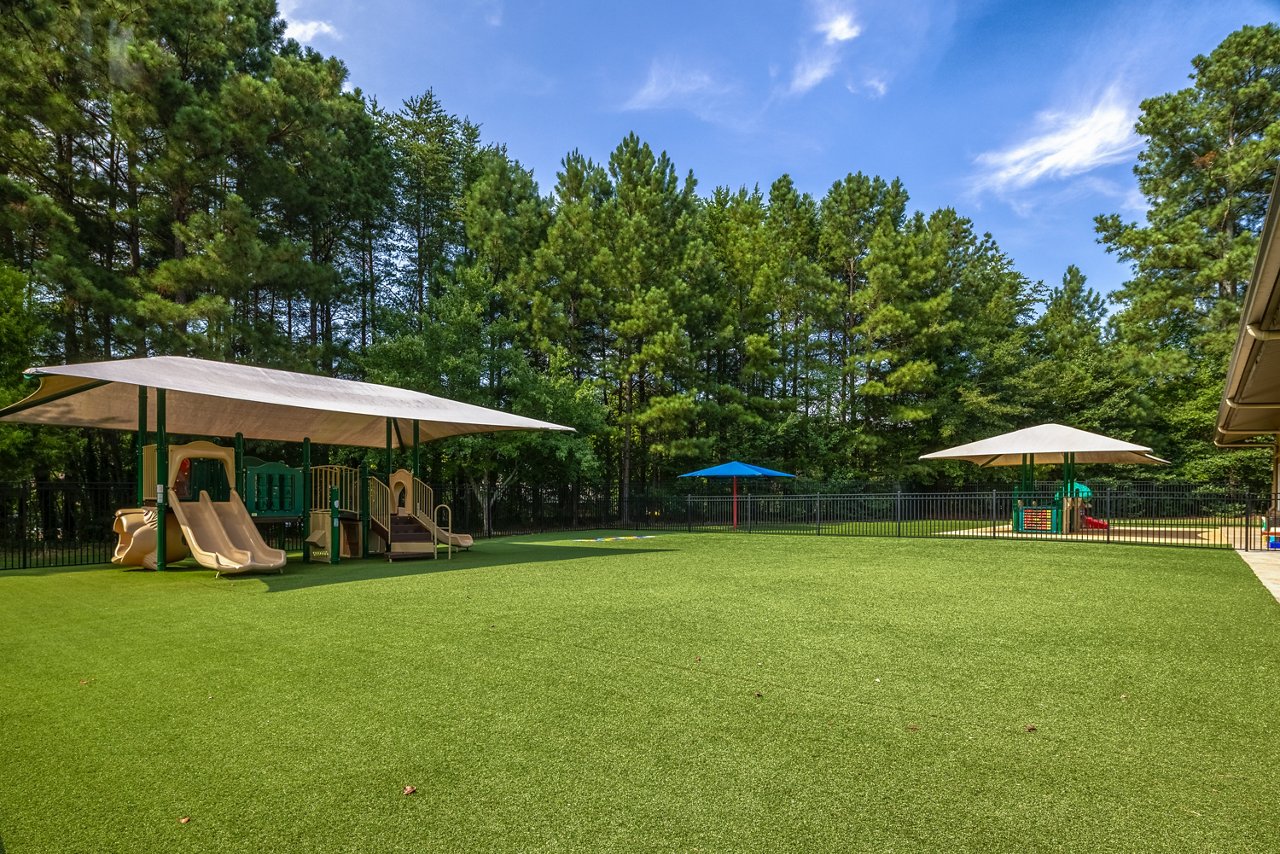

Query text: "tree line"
[2, 2, 1278, 505]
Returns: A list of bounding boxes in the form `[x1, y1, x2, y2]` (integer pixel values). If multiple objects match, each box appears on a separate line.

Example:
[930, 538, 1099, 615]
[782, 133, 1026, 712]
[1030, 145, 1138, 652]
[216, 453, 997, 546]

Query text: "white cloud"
[790, 51, 840, 95]
[787, 2, 861, 96]
[973, 87, 1140, 196]
[820, 12, 861, 44]
[623, 60, 733, 111]
[279, 1, 339, 43]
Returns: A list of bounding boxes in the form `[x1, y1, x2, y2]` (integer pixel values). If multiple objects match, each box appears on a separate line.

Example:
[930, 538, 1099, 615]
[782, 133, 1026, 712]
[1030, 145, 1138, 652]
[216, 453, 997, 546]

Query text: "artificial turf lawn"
[1, 534, 1278, 852]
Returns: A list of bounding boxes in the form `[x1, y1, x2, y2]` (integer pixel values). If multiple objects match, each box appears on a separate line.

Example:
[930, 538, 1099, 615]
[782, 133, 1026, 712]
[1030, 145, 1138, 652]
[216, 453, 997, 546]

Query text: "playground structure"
[0, 356, 572, 573]
[922, 423, 1167, 536]
[111, 441, 473, 570]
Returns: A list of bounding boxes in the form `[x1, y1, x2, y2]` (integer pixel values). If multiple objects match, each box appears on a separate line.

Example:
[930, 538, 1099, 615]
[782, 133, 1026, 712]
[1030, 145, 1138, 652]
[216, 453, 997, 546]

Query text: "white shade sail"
[919, 423, 1168, 467]
[0, 356, 574, 447]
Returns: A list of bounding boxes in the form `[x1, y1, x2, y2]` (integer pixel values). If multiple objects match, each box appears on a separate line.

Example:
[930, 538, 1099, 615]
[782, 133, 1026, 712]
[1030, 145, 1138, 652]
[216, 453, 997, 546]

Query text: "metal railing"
[311, 466, 360, 514]
[0, 481, 135, 570]
[368, 477, 391, 537]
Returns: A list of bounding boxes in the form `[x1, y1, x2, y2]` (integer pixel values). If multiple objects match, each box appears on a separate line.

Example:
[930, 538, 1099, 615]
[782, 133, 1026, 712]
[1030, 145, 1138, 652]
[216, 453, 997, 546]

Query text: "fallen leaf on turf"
[178, 817, 190, 824]
[403, 786, 417, 795]
[695, 656, 701, 662]
[754, 692, 763, 699]
[906, 724, 920, 732]
[1024, 725, 1037, 733]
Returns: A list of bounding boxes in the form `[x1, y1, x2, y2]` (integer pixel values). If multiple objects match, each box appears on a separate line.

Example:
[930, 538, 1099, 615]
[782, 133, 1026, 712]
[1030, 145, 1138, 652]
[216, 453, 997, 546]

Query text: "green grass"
[1, 533, 1278, 852]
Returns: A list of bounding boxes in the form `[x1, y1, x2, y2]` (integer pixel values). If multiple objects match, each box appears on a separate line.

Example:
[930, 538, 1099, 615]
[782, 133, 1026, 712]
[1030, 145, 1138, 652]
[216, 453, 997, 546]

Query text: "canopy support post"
[136, 386, 147, 505]
[302, 438, 312, 563]
[412, 419, 420, 482]
[385, 418, 393, 479]
[732, 475, 738, 530]
[234, 432, 244, 495]
[156, 389, 168, 572]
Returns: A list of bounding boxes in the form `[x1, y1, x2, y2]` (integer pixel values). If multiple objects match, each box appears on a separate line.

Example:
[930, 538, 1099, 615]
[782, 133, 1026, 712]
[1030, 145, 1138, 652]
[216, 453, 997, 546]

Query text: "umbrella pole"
[733, 476, 738, 530]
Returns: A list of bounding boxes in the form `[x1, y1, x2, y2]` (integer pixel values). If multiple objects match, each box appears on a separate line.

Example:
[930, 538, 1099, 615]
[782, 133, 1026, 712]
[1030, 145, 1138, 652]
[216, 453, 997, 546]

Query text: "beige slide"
[211, 490, 287, 573]
[168, 491, 286, 576]
[420, 515, 474, 549]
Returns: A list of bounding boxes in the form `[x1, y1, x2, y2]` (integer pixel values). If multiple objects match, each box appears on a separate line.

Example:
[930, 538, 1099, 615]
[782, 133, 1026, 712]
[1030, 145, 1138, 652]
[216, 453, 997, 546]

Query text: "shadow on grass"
[242, 536, 676, 593]
[0, 533, 677, 590]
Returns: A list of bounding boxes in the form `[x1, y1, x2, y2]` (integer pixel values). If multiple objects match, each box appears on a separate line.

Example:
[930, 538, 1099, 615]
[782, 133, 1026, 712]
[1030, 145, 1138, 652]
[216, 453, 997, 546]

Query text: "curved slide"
[169, 491, 286, 576]
[417, 514, 474, 549]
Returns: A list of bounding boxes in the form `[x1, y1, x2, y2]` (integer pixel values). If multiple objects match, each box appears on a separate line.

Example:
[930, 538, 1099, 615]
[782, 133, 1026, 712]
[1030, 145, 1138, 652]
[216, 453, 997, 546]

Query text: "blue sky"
[281, 0, 1279, 299]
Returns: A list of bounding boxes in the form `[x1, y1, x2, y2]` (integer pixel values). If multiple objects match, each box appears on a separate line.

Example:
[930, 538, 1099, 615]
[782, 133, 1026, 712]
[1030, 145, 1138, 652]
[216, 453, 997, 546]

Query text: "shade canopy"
[1217, 170, 1280, 446]
[919, 423, 1168, 467]
[0, 356, 573, 447]
[678, 461, 796, 478]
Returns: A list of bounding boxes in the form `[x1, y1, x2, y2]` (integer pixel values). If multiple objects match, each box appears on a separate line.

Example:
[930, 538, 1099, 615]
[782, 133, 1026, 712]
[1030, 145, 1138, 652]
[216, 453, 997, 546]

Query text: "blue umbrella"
[678, 461, 796, 528]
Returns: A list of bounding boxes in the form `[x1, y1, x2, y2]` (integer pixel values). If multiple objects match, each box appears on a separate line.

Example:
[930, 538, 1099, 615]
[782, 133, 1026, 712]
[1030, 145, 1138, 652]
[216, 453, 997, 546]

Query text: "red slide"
[1082, 515, 1109, 530]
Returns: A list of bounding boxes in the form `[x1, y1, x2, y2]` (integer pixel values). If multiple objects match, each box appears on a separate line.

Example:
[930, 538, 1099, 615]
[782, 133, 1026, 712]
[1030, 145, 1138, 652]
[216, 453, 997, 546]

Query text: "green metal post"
[385, 418, 393, 478]
[412, 419, 420, 482]
[156, 389, 168, 572]
[360, 461, 370, 559]
[302, 438, 312, 562]
[330, 485, 341, 565]
[136, 387, 147, 505]
[234, 432, 244, 495]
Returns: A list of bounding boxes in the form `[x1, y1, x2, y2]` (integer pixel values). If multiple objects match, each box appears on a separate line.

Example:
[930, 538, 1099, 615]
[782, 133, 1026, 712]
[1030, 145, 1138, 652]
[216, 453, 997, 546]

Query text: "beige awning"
[0, 356, 574, 447]
[919, 423, 1167, 467]
[1217, 170, 1280, 447]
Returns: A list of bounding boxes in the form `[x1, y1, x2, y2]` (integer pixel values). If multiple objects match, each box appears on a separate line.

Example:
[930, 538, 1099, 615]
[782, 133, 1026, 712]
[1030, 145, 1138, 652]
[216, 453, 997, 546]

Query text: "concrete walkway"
[1235, 548, 1280, 604]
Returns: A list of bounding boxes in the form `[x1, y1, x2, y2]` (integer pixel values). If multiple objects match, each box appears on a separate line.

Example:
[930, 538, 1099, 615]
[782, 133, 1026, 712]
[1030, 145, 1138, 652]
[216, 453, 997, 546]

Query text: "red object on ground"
[1083, 515, 1109, 530]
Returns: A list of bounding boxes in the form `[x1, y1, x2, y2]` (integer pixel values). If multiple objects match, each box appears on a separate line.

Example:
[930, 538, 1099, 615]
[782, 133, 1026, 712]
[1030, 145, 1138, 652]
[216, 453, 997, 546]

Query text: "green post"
[136, 387, 147, 505]
[302, 438, 312, 563]
[385, 418, 393, 478]
[360, 460, 370, 559]
[330, 485, 341, 565]
[412, 419, 420, 482]
[234, 432, 244, 495]
[156, 389, 168, 572]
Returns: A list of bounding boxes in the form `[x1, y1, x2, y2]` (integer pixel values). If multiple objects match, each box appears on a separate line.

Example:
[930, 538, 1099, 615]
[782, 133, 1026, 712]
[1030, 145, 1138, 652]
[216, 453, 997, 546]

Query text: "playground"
[1, 532, 1277, 852]
[0, 356, 571, 573]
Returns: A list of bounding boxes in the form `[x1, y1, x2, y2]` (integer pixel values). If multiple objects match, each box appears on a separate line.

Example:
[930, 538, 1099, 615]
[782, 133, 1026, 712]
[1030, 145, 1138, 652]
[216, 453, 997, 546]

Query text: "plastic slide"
[168, 490, 285, 575]
[112, 507, 188, 568]
[418, 514, 474, 549]
[169, 492, 254, 573]
[211, 490, 287, 573]
[1082, 515, 1110, 530]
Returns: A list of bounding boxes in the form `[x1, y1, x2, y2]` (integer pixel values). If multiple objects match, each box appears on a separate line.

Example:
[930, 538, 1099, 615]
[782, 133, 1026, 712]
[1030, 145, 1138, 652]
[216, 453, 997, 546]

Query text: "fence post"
[686, 495, 691, 533]
[1106, 489, 1112, 544]
[1245, 494, 1252, 552]
[816, 493, 822, 536]
[895, 490, 902, 538]
[991, 489, 996, 538]
[19, 484, 29, 570]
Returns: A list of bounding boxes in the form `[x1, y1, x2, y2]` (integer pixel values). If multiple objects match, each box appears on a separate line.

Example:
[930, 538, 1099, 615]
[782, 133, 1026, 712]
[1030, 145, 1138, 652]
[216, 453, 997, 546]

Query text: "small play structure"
[921, 423, 1168, 535]
[0, 356, 571, 573]
[114, 441, 285, 576]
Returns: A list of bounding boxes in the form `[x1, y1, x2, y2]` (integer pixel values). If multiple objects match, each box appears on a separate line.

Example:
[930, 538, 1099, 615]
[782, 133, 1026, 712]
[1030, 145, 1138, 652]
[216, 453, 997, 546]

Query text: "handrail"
[434, 502, 454, 560]
[368, 477, 391, 543]
[409, 476, 451, 559]
[312, 465, 360, 514]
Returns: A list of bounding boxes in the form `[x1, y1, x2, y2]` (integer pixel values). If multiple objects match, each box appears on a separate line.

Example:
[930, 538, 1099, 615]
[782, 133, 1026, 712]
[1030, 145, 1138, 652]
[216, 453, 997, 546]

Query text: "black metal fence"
[0, 481, 135, 570]
[1, 481, 1273, 571]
